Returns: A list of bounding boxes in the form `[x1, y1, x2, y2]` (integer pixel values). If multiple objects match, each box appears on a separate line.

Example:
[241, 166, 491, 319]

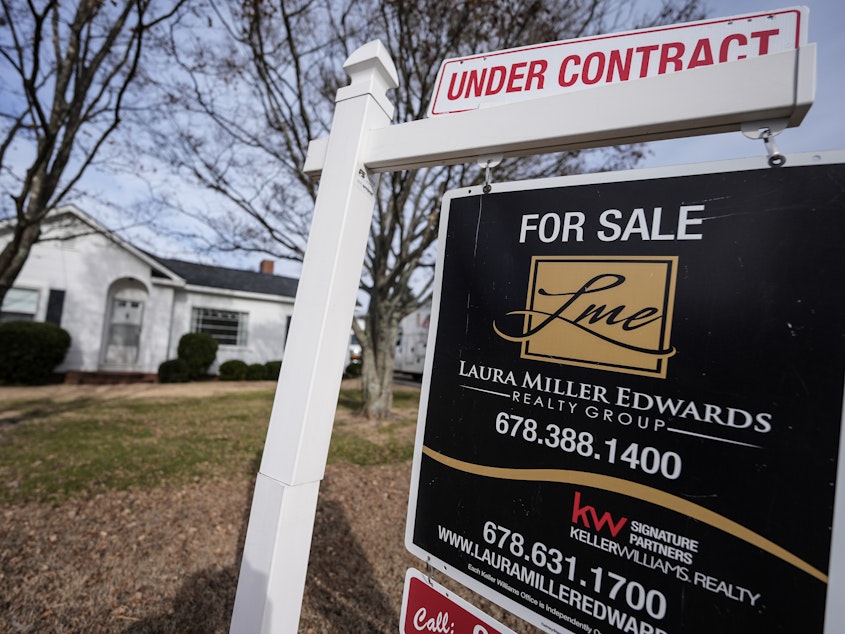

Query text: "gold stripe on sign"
[422, 446, 828, 583]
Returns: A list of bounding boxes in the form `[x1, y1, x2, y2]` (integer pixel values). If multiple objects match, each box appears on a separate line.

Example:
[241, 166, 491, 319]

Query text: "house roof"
[150, 256, 299, 298]
[14, 205, 300, 300]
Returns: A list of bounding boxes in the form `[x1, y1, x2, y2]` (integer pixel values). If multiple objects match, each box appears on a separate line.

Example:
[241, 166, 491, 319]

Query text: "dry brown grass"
[0, 380, 535, 633]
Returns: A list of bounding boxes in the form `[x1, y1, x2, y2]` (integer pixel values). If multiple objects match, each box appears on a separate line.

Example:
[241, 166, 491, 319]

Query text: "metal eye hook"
[761, 129, 786, 167]
[425, 557, 434, 587]
[741, 120, 788, 168]
[477, 154, 503, 193]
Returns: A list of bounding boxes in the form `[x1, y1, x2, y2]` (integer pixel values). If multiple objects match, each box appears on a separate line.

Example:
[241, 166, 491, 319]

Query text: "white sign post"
[228, 40, 398, 633]
[231, 9, 819, 633]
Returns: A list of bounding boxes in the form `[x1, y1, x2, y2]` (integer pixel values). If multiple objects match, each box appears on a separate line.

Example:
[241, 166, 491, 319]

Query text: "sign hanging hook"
[478, 154, 503, 193]
[742, 120, 788, 167]
[424, 557, 435, 587]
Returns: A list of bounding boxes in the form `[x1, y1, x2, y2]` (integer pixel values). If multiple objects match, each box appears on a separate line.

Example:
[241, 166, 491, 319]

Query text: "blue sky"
[640, 0, 845, 167]
[3, 1, 840, 272]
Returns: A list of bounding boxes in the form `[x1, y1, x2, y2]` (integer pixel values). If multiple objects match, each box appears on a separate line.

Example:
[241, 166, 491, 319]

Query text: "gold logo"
[494, 256, 678, 378]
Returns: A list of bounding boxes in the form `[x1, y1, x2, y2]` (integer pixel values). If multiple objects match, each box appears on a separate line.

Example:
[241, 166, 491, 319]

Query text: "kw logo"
[571, 491, 628, 537]
[493, 256, 678, 377]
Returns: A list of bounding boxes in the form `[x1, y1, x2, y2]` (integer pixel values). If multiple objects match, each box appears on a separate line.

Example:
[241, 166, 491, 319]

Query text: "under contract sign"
[405, 152, 845, 634]
[427, 7, 807, 115]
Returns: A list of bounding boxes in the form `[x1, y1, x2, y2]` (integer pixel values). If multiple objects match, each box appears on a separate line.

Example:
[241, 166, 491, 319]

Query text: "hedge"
[158, 358, 190, 383]
[264, 360, 282, 380]
[176, 333, 218, 380]
[0, 320, 71, 385]
[245, 363, 266, 381]
[219, 359, 248, 381]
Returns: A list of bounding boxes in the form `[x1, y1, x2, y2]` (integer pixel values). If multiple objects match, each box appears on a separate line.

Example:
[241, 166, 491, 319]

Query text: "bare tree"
[144, 0, 703, 418]
[0, 0, 187, 306]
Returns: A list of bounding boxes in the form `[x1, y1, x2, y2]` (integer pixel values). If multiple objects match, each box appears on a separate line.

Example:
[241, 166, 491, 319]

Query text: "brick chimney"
[260, 259, 274, 274]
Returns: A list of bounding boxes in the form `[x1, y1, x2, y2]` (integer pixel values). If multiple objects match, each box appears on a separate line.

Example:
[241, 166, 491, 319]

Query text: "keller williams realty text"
[458, 361, 773, 434]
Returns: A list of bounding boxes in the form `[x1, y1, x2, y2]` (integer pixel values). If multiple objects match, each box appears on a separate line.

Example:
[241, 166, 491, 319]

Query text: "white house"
[0, 206, 298, 382]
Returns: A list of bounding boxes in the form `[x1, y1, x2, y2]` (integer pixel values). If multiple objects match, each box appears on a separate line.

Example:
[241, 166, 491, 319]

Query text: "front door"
[104, 298, 144, 365]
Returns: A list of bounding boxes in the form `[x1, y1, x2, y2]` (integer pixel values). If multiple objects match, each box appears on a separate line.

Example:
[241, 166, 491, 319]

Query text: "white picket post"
[230, 40, 397, 633]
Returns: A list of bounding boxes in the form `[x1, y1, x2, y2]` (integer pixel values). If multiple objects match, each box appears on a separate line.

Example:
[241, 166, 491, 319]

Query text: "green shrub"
[0, 320, 71, 385]
[344, 362, 362, 378]
[219, 359, 247, 381]
[245, 363, 266, 381]
[157, 358, 190, 383]
[177, 333, 218, 380]
[264, 360, 282, 380]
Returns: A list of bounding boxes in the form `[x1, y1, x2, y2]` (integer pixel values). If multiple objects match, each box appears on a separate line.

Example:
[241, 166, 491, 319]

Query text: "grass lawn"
[0, 384, 420, 505]
[0, 382, 535, 633]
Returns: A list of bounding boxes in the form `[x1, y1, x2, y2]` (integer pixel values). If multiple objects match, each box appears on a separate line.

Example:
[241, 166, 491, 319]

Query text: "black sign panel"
[405, 155, 845, 634]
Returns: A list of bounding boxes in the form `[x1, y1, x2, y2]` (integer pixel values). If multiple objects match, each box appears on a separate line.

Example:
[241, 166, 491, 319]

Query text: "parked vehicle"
[348, 332, 362, 364]
[395, 305, 431, 379]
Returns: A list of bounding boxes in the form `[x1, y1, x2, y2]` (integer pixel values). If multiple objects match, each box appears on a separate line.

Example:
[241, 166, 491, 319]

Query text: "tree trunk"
[0, 222, 41, 307]
[360, 312, 400, 420]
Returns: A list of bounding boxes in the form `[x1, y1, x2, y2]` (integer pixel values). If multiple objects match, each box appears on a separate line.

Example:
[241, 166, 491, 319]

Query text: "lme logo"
[572, 491, 628, 537]
[493, 256, 678, 378]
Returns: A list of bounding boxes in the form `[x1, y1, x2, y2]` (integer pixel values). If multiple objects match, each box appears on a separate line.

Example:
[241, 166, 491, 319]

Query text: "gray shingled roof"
[152, 257, 298, 298]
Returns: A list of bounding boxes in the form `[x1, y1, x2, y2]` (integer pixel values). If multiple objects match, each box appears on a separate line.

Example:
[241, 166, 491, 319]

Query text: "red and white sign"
[400, 569, 517, 634]
[428, 7, 807, 116]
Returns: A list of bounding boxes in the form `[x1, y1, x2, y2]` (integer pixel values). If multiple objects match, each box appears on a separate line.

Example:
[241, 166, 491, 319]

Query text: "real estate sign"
[405, 153, 845, 634]
[400, 568, 517, 634]
[428, 7, 807, 116]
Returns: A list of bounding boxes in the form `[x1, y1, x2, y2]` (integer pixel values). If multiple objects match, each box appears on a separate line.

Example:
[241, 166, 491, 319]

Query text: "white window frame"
[190, 306, 248, 347]
[0, 287, 40, 322]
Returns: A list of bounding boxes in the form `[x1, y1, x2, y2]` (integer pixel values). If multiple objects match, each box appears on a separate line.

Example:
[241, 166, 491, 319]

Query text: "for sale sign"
[405, 152, 845, 634]
[428, 7, 807, 116]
